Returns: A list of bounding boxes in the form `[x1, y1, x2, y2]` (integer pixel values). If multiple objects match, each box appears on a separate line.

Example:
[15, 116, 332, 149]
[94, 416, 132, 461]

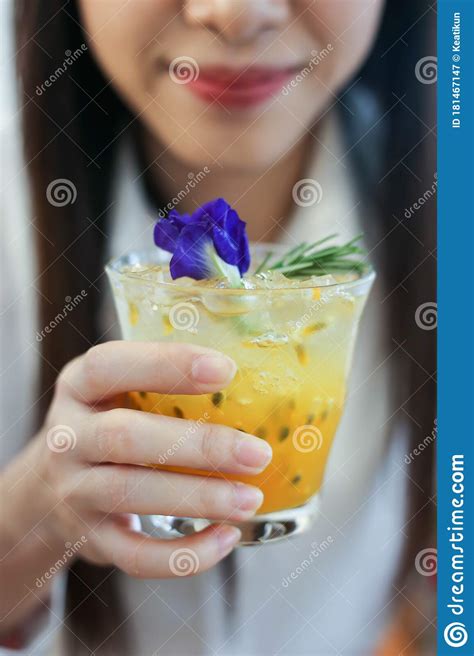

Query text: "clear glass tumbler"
[106, 245, 374, 544]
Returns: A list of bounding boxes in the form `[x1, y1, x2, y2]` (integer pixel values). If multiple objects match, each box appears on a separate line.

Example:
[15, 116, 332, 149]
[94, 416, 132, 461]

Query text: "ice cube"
[246, 331, 289, 347]
[201, 290, 259, 316]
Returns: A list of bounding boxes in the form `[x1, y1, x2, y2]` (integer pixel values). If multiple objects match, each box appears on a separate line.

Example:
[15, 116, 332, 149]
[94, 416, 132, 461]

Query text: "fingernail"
[234, 483, 264, 512]
[192, 354, 236, 385]
[235, 435, 272, 470]
[215, 525, 241, 556]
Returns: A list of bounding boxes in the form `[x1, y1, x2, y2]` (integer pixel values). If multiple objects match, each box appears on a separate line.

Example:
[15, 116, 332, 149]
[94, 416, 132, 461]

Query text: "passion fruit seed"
[291, 474, 302, 485]
[162, 315, 173, 335]
[295, 343, 308, 366]
[128, 302, 139, 326]
[279, 426, 290, 442]
[307, 413, 315, 424]
[211, 392, 224, 407]
[256, 427, 267, 440]
[138, 391, 147, 399]
[173, 406, 184, 419]
[319, 408, 329, 422]
[303, 321, 327, 336]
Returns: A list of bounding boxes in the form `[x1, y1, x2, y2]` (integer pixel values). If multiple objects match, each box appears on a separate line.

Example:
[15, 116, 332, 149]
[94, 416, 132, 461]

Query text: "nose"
[184, 0, 291, 45]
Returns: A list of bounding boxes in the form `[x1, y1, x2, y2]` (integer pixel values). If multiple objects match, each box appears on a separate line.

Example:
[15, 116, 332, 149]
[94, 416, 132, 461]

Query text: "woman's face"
[79, 0, 384, 171]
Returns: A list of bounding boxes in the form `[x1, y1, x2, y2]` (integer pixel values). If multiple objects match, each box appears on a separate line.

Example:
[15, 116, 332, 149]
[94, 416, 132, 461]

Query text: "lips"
[184, 65, 298, 108]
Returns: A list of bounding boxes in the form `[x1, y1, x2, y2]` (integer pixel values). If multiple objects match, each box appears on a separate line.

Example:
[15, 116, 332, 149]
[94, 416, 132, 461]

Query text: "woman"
[1, 1, 436, 654]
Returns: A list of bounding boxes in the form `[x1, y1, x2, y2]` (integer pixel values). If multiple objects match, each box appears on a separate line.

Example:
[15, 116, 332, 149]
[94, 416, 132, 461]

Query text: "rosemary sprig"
[255, 234, 367, 277]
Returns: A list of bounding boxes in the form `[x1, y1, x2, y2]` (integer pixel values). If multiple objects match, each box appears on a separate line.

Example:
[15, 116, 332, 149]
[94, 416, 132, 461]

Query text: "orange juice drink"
[106, 245, 374, 542]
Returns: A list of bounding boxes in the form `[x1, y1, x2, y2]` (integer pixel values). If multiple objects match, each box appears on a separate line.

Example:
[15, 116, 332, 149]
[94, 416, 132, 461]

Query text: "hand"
[32, 341, 272, 578]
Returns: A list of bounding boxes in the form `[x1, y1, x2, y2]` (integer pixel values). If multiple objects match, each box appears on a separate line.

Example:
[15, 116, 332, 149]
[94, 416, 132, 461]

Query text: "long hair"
[15, 1, 436, 653]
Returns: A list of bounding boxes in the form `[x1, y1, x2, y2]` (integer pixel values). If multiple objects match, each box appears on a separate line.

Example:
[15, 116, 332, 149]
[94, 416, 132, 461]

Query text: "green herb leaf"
[258, 234, 367, 278]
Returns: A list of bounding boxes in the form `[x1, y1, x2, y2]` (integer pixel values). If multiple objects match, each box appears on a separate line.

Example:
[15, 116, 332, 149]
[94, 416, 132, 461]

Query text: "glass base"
[139, 495, 320, 546]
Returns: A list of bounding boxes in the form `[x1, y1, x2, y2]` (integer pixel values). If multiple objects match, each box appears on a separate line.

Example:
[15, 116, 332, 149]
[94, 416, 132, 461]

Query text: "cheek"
[301, 0, 384, 95]
[77, 0, 170, 109]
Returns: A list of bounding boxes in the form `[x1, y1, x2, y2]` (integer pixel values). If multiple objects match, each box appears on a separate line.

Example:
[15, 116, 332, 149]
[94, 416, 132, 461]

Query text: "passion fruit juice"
[108, 260, 371, 515]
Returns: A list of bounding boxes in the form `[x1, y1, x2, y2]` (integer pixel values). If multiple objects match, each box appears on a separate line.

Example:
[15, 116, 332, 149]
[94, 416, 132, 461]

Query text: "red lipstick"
[186, 66, 297, 108]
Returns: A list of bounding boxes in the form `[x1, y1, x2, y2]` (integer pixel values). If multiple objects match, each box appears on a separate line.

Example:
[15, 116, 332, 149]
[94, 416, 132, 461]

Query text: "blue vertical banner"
[438, 1, 474, 654]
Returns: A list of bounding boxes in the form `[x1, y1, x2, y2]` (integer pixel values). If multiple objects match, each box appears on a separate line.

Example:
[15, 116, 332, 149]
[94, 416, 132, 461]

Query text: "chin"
[147, 109, 310, 173]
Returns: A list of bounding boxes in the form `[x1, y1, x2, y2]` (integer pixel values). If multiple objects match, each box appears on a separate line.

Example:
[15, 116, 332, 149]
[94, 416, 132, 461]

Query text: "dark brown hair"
[15, 1, 436, 653]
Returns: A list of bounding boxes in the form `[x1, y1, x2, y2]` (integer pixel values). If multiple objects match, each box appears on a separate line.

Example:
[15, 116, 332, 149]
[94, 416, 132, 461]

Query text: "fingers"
[74, 465, 264, 521]
[93, 518, 241, 579]
[58, 341, 237, 404]
[81, 408, 272, 475]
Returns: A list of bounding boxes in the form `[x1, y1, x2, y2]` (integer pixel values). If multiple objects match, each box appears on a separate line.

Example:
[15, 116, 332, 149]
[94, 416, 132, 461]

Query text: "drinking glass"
[106, 245, 375, 544]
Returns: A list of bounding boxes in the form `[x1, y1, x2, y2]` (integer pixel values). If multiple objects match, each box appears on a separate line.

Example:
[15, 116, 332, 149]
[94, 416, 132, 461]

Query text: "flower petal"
[192, 198, 229, 227]
[212, 224, 239, 266]
[168, 208, 192, 226]
[154, 198, 250, 283]
[237, 225, 250, 274]
[153, 219, 181, 253]
[169, 222, 214, 279]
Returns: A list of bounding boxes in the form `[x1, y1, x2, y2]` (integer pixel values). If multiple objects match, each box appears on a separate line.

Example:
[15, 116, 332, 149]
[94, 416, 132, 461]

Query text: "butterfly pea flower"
[153, 198, 250, 286]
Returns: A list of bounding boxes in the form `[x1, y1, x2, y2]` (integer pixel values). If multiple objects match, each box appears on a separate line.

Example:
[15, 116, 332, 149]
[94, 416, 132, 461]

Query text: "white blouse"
[0, 112, 407, 656]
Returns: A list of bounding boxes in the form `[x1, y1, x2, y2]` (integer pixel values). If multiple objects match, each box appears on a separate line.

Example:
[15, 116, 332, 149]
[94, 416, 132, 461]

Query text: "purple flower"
[153, 198, 250, 283]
